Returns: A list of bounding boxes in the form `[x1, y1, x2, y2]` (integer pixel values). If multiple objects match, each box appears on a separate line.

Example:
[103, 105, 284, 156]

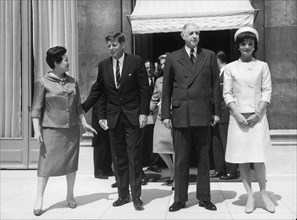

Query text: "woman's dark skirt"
[37, 125, 80, 177]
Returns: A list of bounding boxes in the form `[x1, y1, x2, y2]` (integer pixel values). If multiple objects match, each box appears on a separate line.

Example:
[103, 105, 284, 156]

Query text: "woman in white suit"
[223, 27, 275, 214]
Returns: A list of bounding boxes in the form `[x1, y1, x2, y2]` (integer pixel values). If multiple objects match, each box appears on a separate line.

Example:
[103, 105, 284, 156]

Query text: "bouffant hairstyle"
[105, 31, 125, 44]
[234, 31, 258, 56]
[46, 46, 67, 69]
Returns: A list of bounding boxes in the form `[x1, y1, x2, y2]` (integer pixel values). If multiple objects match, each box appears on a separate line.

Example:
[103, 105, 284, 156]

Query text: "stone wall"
[252, 0, 297, 129]
[77, 0, 296, 129]
[77, 0, 133, 122]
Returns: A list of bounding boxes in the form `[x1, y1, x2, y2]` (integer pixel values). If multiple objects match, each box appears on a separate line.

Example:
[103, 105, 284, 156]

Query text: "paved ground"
[1, 147, 296, 220]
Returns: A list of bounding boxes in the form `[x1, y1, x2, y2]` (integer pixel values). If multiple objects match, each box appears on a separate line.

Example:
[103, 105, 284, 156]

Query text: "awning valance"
[129, 0, 255, 34]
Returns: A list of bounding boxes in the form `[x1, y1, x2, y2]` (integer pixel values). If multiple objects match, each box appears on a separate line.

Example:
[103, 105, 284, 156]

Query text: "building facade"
[0, 0, 296, 168]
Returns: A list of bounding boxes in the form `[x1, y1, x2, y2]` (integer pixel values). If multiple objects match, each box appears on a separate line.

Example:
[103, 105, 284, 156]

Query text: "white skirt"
[225, 113, 272, 163]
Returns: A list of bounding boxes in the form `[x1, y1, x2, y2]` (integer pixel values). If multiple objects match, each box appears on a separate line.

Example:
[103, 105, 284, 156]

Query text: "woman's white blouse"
[223, 58, 272, 113]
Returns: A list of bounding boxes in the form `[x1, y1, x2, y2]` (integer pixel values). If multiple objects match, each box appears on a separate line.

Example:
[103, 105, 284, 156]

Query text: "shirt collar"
[113, 53, 125, 65]
[185, 46, 196, 57]
[46, 71, 68, 85]
[220, 65, 226, 76]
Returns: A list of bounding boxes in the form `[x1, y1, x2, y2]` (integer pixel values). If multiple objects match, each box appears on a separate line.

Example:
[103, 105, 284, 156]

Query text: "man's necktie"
[116, 60, 120, 88]
[190, 48, 195, 64]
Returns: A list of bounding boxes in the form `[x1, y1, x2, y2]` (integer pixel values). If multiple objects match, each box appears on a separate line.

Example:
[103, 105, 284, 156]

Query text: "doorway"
[135, 29, 237, 64]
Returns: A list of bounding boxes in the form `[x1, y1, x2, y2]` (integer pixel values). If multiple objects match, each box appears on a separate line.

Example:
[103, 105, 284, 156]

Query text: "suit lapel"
[106, 57, 116, 89]
[187, 47, 207, 86]
[177, 48, 193, 73]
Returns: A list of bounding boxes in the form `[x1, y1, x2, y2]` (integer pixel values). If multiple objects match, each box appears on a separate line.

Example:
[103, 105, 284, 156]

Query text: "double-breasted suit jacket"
[161, 46, 221, 203]
[161, 47, 221, 127]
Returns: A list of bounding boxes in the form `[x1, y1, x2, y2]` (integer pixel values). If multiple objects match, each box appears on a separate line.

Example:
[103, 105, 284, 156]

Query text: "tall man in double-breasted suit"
[161, 23, 221, 212]
[82, 32, 150, 211]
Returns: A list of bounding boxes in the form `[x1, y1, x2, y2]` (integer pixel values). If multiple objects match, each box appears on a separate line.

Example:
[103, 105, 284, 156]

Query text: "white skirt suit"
[223, 58, 272, 163]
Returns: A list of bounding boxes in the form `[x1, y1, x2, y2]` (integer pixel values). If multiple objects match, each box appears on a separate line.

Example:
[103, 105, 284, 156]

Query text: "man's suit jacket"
[219, 71, 230, 124]
[161, 47, 221, 127]
[146, 74, 158, 125]
[82, 53, 150, 129]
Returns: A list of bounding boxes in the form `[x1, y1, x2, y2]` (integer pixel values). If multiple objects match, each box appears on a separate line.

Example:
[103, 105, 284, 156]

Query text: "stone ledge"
[270, 129, 297, 146]
[80, 130, 297, 147]
[270, 129, 297, 135]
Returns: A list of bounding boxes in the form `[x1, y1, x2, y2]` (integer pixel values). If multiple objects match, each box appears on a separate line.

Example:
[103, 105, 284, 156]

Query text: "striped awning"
[129, 0, 255, 34]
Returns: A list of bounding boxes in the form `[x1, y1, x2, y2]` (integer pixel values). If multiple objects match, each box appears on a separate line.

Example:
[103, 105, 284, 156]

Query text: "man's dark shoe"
[210, 171, 223, 178]
[94, 174, 108, 179]
[219, 173, 239, 180]
[147, 166, 161, 173]
[198, 201, 217, 211]
[169, 201, 185, 212]
[133, 197, 144, 211]
[113, 196, 130, 207]
[166, 178, 174, 186]
[141, 177, 147, 185]
[141, 171, 148, 185]
[111, 182, 118, 188]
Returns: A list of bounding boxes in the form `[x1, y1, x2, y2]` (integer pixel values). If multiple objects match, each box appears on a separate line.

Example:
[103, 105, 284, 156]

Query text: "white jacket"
[223, 58, 272, 113]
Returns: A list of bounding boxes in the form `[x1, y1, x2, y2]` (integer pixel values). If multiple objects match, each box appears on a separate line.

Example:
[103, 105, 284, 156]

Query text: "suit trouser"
[141, 124, 161, 168]
[109, 113, 143, 199]
[173, 126, 211, 203]
[92, 109, 112, 176]
[211, 123, 238, 174]
[141, 124, 154, 167]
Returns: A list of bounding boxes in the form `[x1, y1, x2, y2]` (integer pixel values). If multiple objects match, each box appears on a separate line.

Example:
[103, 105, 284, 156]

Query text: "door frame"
[0, 0, 39, 169]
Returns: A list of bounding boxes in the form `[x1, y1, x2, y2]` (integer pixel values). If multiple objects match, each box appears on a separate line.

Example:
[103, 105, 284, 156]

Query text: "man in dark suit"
[210, 50, 239, 180]
[91, 99, 113, 179]
[82, 31, 150, 211]
[161, 23, 221, 212]
[82, 87, 113, 180]
[142, 60, 161, 176]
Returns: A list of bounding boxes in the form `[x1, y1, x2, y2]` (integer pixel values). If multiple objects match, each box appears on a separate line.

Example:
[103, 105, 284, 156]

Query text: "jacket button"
[185, 75, 188, 78]
[66, 108, 69, 112]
